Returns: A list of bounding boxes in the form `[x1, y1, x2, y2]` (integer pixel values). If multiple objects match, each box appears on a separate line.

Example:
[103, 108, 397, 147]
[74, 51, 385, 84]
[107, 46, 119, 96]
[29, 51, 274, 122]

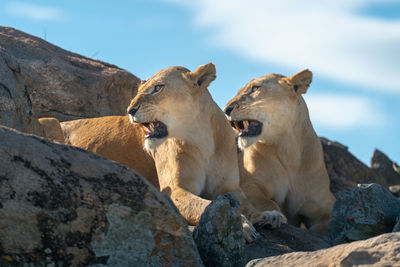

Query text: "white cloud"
[5, 2, 66, 21]
[167, 0, 400, 93]
[304, 93, 386, 130]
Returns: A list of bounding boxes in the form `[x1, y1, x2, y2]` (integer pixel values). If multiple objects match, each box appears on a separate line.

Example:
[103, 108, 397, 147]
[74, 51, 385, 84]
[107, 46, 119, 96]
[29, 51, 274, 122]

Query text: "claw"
[242, 214, 260, 243]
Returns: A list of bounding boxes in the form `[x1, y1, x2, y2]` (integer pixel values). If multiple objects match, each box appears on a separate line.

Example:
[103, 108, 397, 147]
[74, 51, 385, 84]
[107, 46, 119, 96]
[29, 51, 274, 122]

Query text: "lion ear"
[184, 63, 216, 94]
[284, 69, 313, 95]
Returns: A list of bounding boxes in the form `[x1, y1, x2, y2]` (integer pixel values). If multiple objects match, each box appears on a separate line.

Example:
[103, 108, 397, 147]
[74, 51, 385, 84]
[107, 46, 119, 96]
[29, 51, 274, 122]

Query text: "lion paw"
[241, 214, 260, 243]
[253, 210, 287, 229]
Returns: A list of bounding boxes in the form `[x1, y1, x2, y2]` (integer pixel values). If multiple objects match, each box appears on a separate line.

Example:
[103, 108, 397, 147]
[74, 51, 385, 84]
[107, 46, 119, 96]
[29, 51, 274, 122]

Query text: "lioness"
[59, 63, 285, 241]
[224, 69, 335, 233]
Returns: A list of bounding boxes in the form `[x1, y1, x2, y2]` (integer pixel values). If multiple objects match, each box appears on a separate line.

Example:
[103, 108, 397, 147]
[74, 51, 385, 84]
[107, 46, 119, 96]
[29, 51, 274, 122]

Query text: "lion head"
[127, 63, 216, 151]
[224, 69, 313, 150]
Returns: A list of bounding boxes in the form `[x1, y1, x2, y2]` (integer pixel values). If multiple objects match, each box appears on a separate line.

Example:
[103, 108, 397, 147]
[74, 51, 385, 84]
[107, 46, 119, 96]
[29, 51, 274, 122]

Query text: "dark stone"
[328, 183, 400, 243]
[321, 137, 387, 196]
[193, 193, 245, 267]
[371, 149, 400, 187]
[244, 224, 331, 262]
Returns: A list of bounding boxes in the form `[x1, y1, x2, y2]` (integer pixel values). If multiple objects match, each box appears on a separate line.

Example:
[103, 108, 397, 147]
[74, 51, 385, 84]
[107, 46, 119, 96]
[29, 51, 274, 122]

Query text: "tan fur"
[38, 117, 66, 143]
[61, 116, 159, 188]
[127, 63, 285, 238]
[225, 69, 336, 233]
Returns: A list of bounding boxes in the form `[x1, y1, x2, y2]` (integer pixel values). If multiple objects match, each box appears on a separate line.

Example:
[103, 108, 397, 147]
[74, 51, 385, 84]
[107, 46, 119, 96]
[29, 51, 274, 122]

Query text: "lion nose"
[128, 105, 140, 116]
[224, 104, 236, 116]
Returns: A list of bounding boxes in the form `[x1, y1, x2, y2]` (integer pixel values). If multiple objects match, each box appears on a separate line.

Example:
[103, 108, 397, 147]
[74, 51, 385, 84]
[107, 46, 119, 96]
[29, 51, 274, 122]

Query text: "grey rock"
[0, 126, 202, 266]
[247, 233, 400, 267]
[0, 47, 44, 136]
[0, 27, 140, 121]
[321, 137, 386, 196]
[371, 149, 400, 187]
[328, 183, 400, 243]
[193, 193, 245, 267]
[393, 215, 400, 232]
[244, 224, 331, 262]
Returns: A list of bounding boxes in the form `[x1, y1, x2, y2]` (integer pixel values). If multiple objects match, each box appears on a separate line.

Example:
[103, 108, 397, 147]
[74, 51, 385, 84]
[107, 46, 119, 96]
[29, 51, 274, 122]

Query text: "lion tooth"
[243, 120, 249, 129]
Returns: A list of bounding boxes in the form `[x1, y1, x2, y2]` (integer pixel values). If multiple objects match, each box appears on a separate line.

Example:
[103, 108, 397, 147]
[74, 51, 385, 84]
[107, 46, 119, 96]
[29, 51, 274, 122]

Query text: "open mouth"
[139, 121, 168, 139]
[230, 120, 262, 137]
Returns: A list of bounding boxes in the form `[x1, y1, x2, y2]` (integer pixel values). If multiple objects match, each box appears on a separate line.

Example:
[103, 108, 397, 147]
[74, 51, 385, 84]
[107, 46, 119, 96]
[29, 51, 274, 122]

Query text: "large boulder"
[0, 47, 44, 136]
[247, 233, 400, 267]
[371, 149, 400, 187]
[193, 193, 245, 267]
[0, 126, 202, 266]
[0, 27, 140, 121]
[321, 137, 386, 196]
[245, 224, 331, 262]
[328, 183, 400, 243]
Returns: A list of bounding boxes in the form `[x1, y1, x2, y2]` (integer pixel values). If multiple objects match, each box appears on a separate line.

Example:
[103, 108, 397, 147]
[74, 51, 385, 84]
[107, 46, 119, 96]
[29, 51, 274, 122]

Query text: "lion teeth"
[243, 120, 249, 129]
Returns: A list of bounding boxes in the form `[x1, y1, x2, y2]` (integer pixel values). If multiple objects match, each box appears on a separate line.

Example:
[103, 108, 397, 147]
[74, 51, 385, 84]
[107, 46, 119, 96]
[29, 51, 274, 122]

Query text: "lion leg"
[235, 182, 287, 229]
[297, 191, 335, 234]
[231, 188, 287, 231]
[162, 186, 211, 226]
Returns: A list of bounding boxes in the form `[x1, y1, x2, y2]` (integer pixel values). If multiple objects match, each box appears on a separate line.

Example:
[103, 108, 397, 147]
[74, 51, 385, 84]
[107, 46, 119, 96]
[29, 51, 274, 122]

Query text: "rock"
[321, 137, 386, 196]
[247, 232, 400, 267]
[0, 47, 44, 136]
[193, 193, 245, 267]
[245, 224, 331, 262]
[0, 27, 140, 121]
[371, 149, 400, 187]
[393, 215, 400, 232]
[328, 183, 400, 243]
[0, 126, 202, 266]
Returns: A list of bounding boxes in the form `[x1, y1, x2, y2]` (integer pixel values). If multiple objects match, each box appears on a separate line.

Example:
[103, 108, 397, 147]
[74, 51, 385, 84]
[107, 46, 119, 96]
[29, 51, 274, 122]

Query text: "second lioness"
[224, 69, 335, 233]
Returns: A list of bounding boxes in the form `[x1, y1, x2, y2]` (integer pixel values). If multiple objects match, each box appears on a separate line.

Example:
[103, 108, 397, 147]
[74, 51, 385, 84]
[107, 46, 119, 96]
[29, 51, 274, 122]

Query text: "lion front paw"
[252, 210, 287, 229]
[241, 214, 260, 243]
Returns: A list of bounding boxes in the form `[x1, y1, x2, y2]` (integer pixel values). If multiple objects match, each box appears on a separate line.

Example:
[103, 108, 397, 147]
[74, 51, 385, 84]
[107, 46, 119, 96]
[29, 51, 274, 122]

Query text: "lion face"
[224, 69, 312, 150]
[127, 63, 216, 151]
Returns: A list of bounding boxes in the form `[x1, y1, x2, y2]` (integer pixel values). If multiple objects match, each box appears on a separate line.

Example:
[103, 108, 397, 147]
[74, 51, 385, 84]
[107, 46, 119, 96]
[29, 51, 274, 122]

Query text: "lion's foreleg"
[163, 186, 211, 225]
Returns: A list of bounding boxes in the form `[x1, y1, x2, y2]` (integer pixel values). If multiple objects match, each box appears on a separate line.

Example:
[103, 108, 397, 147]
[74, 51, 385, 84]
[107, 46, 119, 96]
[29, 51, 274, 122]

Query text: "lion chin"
[238, 136, 257, 151]
[144, 137, 163, 153]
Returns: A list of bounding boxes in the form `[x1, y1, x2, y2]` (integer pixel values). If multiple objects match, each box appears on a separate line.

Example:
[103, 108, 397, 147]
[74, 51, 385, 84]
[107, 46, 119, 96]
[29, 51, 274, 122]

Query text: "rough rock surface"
[0, 47, 44, 136]
[0, 126, 202, 266]
[193, 193, 245, 267]
[371, 149, 400, 187]
[0, 27, 140, 121]
[328, 183, 400, 243]
[321, 137, 386, 196]
[247, 233, 400, 267]
[245, 224, 331, 263]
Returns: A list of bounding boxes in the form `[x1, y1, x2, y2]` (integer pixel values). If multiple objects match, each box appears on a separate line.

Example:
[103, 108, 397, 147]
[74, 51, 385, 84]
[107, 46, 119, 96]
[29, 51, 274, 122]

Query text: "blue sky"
[1, 0, 399, 165]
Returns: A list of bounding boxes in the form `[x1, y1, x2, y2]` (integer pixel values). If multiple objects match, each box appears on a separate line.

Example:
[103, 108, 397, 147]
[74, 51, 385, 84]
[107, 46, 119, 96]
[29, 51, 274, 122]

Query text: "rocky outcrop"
[0, 47, 44, 136]
[393, 216, 400, 232]
[245, 224, 331, 262]
[321, 137, 387, 196]
[193, 193, 245, 267]
[371, 149, 400, 187]
[328, 183, 400, 244]
[247, 233, 400, 267]
[0, 27, 140, 121]
[0, 126, 202, 266]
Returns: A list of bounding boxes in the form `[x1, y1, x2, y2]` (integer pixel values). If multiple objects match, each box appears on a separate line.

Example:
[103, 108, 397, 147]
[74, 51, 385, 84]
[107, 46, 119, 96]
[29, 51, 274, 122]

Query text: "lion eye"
[250, 85, 261, 93]
[151, 84, 164, 94]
